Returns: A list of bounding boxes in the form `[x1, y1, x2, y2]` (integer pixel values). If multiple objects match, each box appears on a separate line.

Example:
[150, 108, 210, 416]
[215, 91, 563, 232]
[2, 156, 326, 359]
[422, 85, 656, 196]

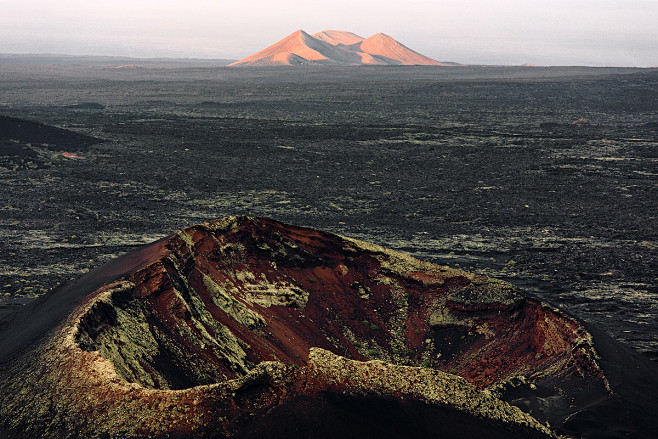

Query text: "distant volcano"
[229, 30, 455, 66]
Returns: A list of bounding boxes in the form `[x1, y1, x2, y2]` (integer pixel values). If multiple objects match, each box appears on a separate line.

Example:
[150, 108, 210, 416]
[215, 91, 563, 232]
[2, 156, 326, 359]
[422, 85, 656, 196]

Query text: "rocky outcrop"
[0, 216, 655, 438]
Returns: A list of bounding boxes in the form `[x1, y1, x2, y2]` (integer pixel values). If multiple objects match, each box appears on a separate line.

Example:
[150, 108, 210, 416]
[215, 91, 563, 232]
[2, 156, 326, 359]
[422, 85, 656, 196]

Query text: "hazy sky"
[1, 0, 656, 66]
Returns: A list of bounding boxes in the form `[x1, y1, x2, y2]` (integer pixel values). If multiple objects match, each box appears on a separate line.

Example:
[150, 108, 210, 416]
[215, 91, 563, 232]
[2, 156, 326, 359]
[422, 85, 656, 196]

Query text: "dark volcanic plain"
[0, 60, 656, 369]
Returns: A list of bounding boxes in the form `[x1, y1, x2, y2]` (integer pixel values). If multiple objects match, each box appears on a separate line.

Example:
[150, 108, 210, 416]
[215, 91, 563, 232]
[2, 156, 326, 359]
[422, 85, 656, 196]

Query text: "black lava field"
[0, 62, 656, 361]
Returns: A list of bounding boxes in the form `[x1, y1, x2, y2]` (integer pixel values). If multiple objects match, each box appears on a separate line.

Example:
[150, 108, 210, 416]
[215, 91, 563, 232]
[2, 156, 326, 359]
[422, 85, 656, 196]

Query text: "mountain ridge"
[311, 30, 365, 46]
[229, 30, 455, 67]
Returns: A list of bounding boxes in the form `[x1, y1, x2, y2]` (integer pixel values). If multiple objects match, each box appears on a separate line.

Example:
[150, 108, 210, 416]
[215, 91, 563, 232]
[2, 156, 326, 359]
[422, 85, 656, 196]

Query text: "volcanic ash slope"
[229, 29, 453, 66]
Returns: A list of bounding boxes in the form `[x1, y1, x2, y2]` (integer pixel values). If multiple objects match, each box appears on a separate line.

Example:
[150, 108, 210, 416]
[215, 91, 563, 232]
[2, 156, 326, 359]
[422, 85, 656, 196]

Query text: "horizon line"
[2, 52, 657, 69]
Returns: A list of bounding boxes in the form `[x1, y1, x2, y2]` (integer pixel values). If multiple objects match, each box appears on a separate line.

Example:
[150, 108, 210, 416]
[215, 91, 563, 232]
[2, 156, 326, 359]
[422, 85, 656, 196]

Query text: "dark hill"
[0, 115, 102, 150]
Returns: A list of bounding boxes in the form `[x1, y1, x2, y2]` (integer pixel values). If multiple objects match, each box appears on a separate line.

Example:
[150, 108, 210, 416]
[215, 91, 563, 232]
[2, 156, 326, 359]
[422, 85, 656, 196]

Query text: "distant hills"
[229, 30, 456, 67]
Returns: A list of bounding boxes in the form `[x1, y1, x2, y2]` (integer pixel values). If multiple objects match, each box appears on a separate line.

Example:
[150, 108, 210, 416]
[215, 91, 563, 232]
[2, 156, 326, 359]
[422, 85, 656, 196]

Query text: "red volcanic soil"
[229, 30, 451, 66]
[1, 217, 657, 438]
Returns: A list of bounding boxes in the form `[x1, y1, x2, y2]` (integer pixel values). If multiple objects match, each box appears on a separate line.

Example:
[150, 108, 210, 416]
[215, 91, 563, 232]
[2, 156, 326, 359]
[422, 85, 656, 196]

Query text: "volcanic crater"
[74, 217, 605, 390]
[1, 217, 656, 438]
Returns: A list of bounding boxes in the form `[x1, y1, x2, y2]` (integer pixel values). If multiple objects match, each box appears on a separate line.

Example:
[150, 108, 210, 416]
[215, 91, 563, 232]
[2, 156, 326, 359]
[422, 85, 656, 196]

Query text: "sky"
[1, 0, 656, 66]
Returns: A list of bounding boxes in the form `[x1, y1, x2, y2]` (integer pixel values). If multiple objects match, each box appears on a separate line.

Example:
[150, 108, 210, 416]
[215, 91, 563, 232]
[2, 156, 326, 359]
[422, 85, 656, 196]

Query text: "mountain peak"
[230, 30, 454, 67]
[360, 32, 443, 66]
[292, 29, 311, 37]
[285, 29, 315, 43]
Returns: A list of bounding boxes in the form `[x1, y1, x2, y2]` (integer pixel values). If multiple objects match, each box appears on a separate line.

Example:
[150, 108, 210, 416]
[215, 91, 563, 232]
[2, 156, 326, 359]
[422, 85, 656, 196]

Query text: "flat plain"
[0, 61, 656, 361]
